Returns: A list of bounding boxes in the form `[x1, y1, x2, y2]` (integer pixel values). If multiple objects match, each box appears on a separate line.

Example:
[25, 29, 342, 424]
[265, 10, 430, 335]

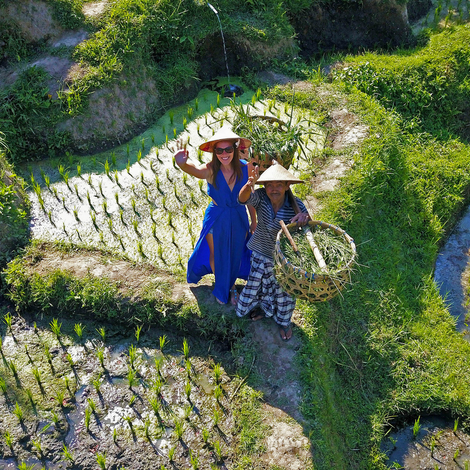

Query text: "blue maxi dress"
[187, 161, 251, 303]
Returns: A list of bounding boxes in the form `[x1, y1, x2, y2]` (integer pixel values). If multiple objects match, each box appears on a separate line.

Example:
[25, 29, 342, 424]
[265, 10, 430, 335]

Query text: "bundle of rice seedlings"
[275, 221, 356, 302]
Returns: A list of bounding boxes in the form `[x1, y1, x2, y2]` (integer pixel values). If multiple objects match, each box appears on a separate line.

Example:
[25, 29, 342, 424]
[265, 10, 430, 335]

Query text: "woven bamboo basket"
[274, 220, 357, 302]
[249, 116, 296, 172]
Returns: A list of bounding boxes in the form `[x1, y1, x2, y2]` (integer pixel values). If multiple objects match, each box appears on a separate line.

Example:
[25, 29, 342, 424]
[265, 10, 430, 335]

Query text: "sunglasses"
[214, 146, 234, 155]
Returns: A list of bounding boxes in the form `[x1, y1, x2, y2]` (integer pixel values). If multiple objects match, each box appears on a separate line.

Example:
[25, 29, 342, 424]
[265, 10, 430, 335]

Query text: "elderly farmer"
[236, 163, 310, 341]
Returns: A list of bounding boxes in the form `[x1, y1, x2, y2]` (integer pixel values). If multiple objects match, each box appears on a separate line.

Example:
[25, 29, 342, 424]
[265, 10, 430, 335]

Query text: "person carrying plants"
[236, 163, 310, 341]
[174, 127, 256, 305]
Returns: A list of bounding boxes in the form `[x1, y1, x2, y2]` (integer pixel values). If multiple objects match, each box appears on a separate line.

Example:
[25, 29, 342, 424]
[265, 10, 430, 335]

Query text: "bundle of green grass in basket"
[274, 220, 357, 302]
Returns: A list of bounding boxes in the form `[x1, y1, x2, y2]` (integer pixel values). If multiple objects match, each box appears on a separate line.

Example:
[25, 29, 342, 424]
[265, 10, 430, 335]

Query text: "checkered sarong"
[236, 252, 295, 327]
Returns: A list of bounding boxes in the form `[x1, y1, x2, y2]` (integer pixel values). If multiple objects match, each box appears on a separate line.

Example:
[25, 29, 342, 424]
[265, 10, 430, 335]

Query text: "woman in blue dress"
[174, 127, 255, 305]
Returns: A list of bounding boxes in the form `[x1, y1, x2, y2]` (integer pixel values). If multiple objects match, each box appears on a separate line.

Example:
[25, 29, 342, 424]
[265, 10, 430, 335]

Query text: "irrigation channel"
[1, 78, 321, 469]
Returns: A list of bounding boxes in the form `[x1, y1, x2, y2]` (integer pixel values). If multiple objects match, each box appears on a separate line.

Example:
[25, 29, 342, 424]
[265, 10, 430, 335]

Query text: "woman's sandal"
[230, 288, 239, 306]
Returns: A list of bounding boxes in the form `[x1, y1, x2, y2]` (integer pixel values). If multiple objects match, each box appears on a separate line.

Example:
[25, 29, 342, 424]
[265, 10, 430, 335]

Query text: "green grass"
[269, 75, 470, 467]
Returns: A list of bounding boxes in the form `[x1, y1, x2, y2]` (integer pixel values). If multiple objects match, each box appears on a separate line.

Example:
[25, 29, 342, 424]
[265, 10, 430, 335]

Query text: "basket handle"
[279, 220, 301, 258]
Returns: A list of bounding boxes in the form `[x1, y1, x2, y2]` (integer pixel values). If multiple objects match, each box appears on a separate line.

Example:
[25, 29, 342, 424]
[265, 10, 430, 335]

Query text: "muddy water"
[434, 204, 470, 338]
[385, 415, 470, 469]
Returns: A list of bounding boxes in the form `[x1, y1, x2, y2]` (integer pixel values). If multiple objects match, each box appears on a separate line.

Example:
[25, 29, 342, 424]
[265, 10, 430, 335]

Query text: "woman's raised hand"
[173, 139, 188, 168]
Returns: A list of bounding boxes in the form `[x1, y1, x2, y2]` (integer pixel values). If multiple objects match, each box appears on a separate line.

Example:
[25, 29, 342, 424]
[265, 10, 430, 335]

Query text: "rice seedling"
[430, 435, 436, 456]
[104, 160, 111, 179]
[216, 93, 220, 108]
[97, 327, 106, 343]
[129, 393, 136, 406]
[213, 363, 222, 384]
[173, 420, 185, 440]
[137, 240, 146, 258]
[159, 335, 167, 354]
[158, 245, 165, 262]
[4, 311, 13, 332]
[212, 408, 220, 427]
[66, 353, 74, 367]
[162, 196, 167, 210]
[189, 449, 199, 469]
[167, 212, 175, 229]
[55, 389, 66, 407]
[144, 417, 151, 440]
[32, 367, 42, 386]
[74, 322, 85, 340]
[166, 168, 173, 183]
[132, 219, 141, 237]
[173, 127, 177, 139]
[92, 376, 102, 393]
[52, 186, 59, 200]
[113, 427, 118, 444]
[4, 431, 13, 449]
[185, 380, 191, 400]
[96, 348, 105, 368]
[169, 110, 174, 125]
[119, 209, 127, 227]
[73, 207, 80, 222]
[454, 448, 460, 461]
[190, 191, 198, 206]
[84, 406, 92, 430]
[86, 191, 95, 211]
[155, 176, 162, 194]
[198, 179, 205, 193]
[98, 181, 105, 198]
[182, 338, 190, 360]
[153, 377, 163, 396]
[87, 397, 96, 413]
[13, 402, 24, 423]
[50, 318, 62, 338]
[63, 172, 71, 191]
[165, 134, 169, 146]
[90, 211, 99, 232]
[213, 440, 222, 461]
[412, 416, 421, 439]
[74, 183, 82, 201]
[127, 367, 138, 389]
[168, 445, 176, 462]
[145, 187, 152, 204]
[96, 452, 107, 470]
[114, 170, 122, 188]
[43, 173, 51, 191]
[31, 438, 43, 456]
[149, 396, 161, 416]
[61, 443, 74, 463]
[202, 427, 210, 444]
[128, 344, 138, 369]
[118, 236, 126, 251]
[47, 210, 56, 226]
[51, 413, 61, 429]
[156, 148, 162, 163]
[135, 325, 143, 343]
[454, 418, 459, 433]
[103, 200, 111, 218]
[214, 384, 223, 403]
[0, 377, 7, 394]
[9, 359, 18, 378]
[75, 229, 82, 242]
[155, 355, 164, 377]
[107, 218, 116, 235]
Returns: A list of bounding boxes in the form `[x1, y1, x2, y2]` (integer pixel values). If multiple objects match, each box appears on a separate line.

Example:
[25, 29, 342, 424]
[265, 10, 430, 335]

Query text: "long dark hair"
[208, 141, 243, 188]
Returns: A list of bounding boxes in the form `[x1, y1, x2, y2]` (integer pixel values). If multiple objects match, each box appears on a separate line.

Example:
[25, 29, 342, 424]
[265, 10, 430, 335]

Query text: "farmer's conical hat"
[199, 127, 251, 153]
[256, 163, 304, 185]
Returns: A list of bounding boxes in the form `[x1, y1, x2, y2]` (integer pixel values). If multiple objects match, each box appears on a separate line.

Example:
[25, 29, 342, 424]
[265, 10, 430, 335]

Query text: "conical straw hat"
[199, 127, 251, 153]
[256, 163, 304, 185]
